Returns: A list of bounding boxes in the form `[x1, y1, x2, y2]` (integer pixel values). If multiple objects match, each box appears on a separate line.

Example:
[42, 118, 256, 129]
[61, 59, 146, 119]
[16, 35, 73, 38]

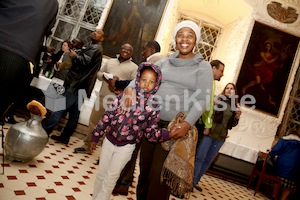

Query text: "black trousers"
[0, 48, 31, 117]
[136, 120, 171, 200]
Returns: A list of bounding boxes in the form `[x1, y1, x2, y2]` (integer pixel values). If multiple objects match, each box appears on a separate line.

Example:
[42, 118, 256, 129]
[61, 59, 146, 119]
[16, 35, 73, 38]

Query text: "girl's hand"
[119, 87, 137, 114]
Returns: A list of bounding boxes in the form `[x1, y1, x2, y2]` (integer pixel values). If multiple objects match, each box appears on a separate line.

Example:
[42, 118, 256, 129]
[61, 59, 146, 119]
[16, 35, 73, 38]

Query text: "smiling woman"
[172, 20, 200, 59]
[121, 20, 214, 200]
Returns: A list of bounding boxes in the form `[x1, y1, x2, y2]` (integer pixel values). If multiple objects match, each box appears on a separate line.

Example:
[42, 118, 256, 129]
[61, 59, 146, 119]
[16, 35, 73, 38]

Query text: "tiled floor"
[0, 119, 270, 200]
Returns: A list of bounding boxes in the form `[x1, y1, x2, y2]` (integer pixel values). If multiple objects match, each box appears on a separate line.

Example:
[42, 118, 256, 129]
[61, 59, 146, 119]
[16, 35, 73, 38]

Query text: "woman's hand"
[55, 62, 61, 70]
[203, 128, 210, 135]
[69, 50, 77, 58]
[235, 107, 242, 119]
[169, 121, 191, 140]
[46, 46, 55, 53]
[88, 141, 97, 154]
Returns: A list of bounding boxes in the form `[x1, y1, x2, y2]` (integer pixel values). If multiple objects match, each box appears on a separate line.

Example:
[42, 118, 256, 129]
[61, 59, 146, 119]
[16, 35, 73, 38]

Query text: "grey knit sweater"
[129, 52, 213, 126]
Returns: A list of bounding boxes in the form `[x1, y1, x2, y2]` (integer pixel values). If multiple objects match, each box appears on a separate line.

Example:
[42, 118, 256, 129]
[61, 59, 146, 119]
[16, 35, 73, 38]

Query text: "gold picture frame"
[236, 21, 300, 116]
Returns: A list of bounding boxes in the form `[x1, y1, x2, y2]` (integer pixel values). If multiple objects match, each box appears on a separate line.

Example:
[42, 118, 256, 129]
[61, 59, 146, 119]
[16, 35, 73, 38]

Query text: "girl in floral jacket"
[90, 62, 171, 200]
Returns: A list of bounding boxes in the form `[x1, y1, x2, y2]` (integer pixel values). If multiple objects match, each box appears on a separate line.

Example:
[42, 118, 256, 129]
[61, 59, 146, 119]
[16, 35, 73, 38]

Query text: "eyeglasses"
[121, 48, 132, 53]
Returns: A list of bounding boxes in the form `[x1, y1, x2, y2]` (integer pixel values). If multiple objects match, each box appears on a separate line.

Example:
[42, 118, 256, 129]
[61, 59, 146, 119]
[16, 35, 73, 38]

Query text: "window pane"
[83, 0, 104, 25]
[53, 20, 74, 40]
[77, 27, 93, 46]
[61, 0, 85, 19]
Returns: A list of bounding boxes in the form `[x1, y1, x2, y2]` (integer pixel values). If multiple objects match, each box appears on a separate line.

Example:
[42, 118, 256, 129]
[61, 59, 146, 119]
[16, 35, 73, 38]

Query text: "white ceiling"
[178, 0, 252, 25]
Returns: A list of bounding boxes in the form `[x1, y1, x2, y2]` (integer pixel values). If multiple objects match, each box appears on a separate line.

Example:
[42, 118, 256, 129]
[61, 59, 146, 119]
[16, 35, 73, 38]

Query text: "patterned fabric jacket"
[91, 62, 170, 146]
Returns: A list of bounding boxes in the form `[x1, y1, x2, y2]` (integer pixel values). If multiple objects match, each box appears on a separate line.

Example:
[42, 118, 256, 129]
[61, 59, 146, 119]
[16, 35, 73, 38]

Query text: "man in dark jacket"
[0, 0, 58, 120]
[43, 27, 104, 145]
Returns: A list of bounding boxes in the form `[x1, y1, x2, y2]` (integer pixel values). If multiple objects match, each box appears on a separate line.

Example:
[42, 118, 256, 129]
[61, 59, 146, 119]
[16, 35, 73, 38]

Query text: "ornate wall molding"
[267, 1, 298, 23]
[244, 0, 300, 37]
[220, 0, 300, 152]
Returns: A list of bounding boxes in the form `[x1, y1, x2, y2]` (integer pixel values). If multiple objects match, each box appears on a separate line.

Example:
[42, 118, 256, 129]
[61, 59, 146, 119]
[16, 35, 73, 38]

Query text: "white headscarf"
[173, 20, 201, 42]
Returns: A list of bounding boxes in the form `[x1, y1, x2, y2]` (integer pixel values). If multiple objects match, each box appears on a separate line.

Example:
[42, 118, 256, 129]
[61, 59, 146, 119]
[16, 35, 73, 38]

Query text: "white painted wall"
[156, 0, 300, 153]
[78, 0, 300, 153]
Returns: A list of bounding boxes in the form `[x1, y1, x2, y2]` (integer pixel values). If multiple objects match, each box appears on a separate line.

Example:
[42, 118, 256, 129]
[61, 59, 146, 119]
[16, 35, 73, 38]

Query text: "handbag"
[161, 112, 198, 198]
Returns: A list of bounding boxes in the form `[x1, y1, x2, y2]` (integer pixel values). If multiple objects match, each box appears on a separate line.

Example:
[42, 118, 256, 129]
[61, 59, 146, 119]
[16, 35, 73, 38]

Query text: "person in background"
[193, 83, 241, 192]
[90, 62, 173, 200]
[57, 38, 84, 72]
[74, 43, 138, 153]
[53, 38, 84, 81]
[112, 40, 165, 196]
[40, 46, 56, 77]
[0, 0, 58, 120]
[108, 40, 164, 95]
[141, 40, 164, 63]
[43, 27, 104, 145]
[45, 39, 85, 133]
[122, 20, 213, 200]
[43, 39, 71, 79]
[269, 129, 300, 200]
[196, 60, 225, 148]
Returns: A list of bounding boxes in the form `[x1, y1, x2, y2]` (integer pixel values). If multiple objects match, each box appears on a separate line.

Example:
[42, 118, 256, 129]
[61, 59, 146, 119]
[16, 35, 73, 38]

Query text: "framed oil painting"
[236, 21, 299, 116]
[102, 0, 168, 64]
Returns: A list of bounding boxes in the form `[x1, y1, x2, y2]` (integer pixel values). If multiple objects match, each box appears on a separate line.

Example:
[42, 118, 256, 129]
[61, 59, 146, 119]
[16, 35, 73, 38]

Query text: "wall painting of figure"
[236, 21, 299, 116]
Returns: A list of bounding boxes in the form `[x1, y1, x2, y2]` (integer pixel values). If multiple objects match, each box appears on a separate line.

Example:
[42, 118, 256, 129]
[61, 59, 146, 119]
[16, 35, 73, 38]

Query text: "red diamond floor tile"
[0, 123, 272, 200]
[14, 190, 25, 195]
[26, 182, 36, 186]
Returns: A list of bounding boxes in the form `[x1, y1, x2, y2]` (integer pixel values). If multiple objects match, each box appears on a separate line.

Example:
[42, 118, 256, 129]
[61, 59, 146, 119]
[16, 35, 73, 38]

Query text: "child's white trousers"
[92, 137, 136, 200]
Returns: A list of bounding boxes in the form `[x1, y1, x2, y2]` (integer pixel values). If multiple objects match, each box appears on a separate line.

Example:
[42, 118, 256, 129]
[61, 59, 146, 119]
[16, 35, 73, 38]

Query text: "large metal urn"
[5, 100, 48, 162]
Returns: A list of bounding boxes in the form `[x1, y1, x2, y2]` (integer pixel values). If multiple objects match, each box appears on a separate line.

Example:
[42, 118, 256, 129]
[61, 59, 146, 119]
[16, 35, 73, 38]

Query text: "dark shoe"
[96, 159, 99, 165]
[112, 187, 128, 196]
[74, 147, 89, 154]
[172, 193, 185, 199]
[50, 135, 68, 144]
[194, 184, 202, 192]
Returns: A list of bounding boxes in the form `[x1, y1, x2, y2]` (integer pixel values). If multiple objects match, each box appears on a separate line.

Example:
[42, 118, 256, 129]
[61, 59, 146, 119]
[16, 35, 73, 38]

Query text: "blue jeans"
[193, 135, 224, 186]
[43, 91, 80, 143]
